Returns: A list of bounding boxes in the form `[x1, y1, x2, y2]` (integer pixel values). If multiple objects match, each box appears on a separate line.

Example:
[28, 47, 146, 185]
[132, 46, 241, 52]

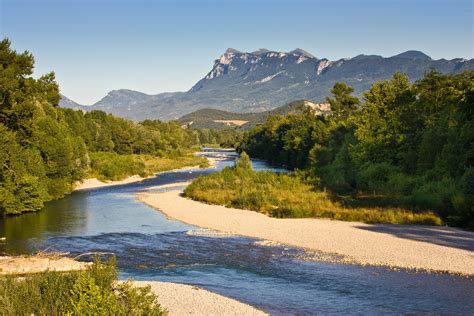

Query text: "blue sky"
[1, 0, 472, 104]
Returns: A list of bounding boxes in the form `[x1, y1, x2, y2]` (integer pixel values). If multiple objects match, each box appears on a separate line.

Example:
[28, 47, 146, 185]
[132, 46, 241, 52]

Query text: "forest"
[0, 39, 238, 216]
[238, 71, 474, 229]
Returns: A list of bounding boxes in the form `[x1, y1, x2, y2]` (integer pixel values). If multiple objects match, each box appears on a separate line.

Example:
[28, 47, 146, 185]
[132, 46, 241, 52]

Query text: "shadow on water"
[0, 149, 473, 314]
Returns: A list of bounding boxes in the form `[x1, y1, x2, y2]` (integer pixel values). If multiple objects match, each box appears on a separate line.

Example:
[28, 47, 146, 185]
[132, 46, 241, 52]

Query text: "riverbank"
[73, 175, 150, 191]
[133, 281, 267, 315]
[73, 154, 219, 192]
[0, 255, 265, 315]
[138, 187, 474, 275]
[0, 255, 89, 275]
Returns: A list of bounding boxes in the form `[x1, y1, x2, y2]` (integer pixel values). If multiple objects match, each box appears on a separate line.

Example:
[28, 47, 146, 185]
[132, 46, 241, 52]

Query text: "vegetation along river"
[1, 149, 472, 315]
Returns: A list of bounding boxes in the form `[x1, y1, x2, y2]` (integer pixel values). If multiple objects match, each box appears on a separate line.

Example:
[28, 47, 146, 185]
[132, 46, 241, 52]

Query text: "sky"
[1, 0, 473, 105]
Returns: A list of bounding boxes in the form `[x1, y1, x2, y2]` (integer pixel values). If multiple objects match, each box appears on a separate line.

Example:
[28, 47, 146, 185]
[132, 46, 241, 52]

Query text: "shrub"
[88, 152, 209, 182]
[449, 168, 474, 229]
[69, 272, 118, 315]
[358, 162, 400, 193]
[409, 177, 458, 215]
[462, 167, 474, 196]
[387, 172, 416, 196]
[0, 258, 166, 315]
[89, 152, 146, 181]
[234, 151, 252, 171]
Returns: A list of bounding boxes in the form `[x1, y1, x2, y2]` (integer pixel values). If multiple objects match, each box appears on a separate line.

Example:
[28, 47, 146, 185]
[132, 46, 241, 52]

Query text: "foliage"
[89, 152, 147, 181]
[0, 258, 166, 315]
[184, 166, 441, 225]
[185, 127, 243, 148]
[238, 70, 474, 229]
[0, 38, 87, 214]
[325, 82, 359, 120]
[234, 151, 252, 171]
[0, 38, 215, 215]
[239, 108, 328, 169]
[88, 152, 208, 181]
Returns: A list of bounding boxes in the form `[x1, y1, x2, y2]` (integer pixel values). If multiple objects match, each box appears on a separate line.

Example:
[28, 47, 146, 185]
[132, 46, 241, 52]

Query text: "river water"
[0, 149, 472, 314]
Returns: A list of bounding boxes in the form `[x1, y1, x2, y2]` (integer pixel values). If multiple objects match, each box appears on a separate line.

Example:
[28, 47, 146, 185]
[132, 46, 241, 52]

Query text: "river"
[0, 149, 472, 314]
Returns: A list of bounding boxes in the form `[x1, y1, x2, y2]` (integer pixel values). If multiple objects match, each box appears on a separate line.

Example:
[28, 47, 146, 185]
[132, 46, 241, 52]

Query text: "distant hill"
[178, 100, 330, 130]
[59, 94, 85, 110]
[60, 48, 474, 121]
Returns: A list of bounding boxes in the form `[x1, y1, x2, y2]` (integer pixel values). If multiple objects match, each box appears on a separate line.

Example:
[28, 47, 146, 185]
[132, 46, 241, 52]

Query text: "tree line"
[0, 39, 238, 215]
[238, 71, 474, 229]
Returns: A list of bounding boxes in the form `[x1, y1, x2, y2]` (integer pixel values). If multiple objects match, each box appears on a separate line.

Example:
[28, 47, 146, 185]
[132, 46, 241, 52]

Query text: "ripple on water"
[38, 232, 474, 315]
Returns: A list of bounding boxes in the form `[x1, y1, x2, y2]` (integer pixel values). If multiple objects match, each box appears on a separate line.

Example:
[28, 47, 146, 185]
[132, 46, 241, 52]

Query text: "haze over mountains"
[60, 48, 474, 121]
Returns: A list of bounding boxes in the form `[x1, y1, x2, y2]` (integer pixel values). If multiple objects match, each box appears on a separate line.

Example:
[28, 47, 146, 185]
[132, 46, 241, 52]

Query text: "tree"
[238, 70, 474, 228]
[352, 72, 415, 166]
[235, 152, 252, 171]
[326, 82, 359, 120]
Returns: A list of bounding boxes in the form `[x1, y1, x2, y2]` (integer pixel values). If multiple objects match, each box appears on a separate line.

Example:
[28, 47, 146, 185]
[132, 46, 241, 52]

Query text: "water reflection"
[0, 151, 283, 254]
[0, 194, 88, 253]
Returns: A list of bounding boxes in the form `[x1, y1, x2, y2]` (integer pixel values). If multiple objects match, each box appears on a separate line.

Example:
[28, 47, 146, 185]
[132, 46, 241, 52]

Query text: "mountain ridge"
[60, 48, 474, 120]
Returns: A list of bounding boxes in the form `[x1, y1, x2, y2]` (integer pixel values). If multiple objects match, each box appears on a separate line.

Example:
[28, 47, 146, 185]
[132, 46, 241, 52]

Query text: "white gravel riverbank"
[138, 187, 474, 275]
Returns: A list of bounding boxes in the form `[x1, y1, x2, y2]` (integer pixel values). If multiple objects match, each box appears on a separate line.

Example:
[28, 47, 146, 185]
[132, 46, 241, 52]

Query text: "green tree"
[326, 82, 359, 121]
[235, 151, 252, 171]
[352, 72, 415, 166]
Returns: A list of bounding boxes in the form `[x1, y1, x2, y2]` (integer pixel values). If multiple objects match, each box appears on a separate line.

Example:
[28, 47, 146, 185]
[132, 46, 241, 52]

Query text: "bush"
[449, 168, 474, 229]
[69, 272, 118, 315]
[234, 151, 252, 171]
[358, 162, 401, 193]
[387, 172, 416, 196]
[0, 258, 166, 315]
[88, 152, 209, 182]
[462, 167, 474, 196]
[409, 177, 458, 215]
[89, 152, 146, 181]
[1, 175, 49, 214]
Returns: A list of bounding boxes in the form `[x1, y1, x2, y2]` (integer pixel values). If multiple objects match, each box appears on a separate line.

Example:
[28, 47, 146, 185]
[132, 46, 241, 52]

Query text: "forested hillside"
[238, 71, 474, 229]
[178, 100, 327, 130]
[0, 39, 235, 215]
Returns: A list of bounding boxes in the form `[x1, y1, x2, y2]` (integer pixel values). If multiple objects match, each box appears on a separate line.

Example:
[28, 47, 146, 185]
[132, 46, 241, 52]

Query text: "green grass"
[0, 258, 166, 315]
[89, 152, 209, 181]
[184, 167, 443, 225]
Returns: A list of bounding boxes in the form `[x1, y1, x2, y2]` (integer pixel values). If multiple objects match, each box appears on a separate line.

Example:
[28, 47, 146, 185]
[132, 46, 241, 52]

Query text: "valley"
[1, 1, 473, 313]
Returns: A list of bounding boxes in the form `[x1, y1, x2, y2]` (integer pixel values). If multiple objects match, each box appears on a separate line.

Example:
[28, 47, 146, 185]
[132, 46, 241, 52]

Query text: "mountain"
[393, 50, 432, 60]
[59, 49, 474, 120]
[59, 94, 85, 110]
[178, 100, 330, 130]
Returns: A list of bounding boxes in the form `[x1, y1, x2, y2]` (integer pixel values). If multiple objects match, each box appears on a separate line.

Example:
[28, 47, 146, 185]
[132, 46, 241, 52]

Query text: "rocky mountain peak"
[203, 48, 321, 81]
